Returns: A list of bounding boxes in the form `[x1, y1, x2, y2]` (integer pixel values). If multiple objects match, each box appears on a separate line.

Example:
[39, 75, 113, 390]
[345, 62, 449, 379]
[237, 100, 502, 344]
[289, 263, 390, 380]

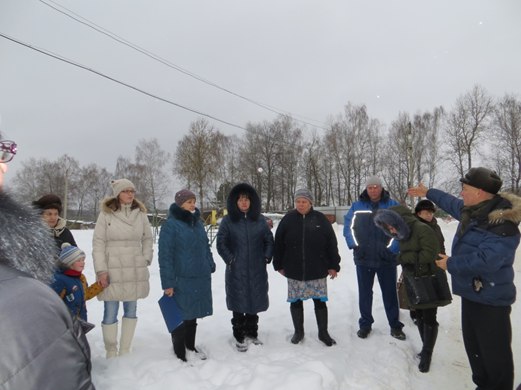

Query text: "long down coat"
[158, 203, 215, 320]
[92, 197, 153, 301]
[216, 183, 274, 314]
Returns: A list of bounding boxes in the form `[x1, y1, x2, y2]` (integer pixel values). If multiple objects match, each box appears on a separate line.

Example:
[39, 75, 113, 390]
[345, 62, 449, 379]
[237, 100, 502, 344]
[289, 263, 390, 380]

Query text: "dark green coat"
[375, 205, 449, 309]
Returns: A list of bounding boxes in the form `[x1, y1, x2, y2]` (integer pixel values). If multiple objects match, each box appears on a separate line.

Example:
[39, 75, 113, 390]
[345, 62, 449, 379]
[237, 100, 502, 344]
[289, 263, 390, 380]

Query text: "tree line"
[12, 84, 521, 221]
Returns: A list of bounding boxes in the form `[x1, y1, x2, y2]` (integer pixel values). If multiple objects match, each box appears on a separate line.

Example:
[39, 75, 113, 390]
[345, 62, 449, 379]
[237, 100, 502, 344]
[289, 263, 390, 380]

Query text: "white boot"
[119, 317, 137, 356]
[102, 322, 118, 358]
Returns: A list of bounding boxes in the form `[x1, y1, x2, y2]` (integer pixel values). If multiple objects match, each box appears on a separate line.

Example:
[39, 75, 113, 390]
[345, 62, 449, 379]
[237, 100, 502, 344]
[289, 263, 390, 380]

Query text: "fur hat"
[175, 189, 196, 207]
[366, 175, 382, 187]
[460, 167, 502, 194]
[58, 243, 85, 269]
[32, 194, 62, 213]
[294, 188, 314, 204]
[415, 199, 436, 214]
[111, 178, 135, 197]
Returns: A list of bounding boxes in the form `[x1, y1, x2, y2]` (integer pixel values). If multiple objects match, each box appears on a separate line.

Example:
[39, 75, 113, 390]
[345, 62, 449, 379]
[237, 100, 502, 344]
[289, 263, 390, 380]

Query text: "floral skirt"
[287, 277, 328, 302]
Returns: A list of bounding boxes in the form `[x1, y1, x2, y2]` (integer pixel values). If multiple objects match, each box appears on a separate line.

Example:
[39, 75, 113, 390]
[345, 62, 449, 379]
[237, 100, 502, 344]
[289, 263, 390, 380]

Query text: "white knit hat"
[365, 175, 382, 187]
[111, 178, 135, 196]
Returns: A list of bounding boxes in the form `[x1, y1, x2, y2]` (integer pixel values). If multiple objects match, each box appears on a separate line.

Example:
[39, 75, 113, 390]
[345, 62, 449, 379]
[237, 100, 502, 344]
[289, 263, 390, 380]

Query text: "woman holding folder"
[158, 189, 216, 362]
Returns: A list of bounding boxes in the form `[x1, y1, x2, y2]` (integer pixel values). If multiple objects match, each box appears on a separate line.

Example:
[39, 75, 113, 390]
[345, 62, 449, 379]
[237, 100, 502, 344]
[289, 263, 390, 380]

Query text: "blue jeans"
[102, 301, 137, 325]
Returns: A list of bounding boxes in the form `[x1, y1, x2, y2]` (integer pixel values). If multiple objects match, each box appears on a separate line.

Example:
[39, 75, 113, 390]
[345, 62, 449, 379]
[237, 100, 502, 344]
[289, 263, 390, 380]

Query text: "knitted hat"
[294, 188, 314, 204]
[111, 178, 135, 197]
[175, 189, 196, 207]
[32, 194, 62, 213]
[415, 199, 436, 214]
[58, 243, 85, 269]
[460, 167, 502, 194]
[366, 175, 382, 187]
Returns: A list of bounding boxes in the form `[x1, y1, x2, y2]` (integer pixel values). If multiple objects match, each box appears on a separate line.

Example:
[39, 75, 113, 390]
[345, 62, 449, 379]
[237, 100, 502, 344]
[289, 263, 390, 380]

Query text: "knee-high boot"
[102, 322, 118, 358]
[119, 317, 137, 356]
[290, 304, 304, 344]
[171, 323, 187, 362]
[315, 306, 336, 347]
[419, 324, 438, 373]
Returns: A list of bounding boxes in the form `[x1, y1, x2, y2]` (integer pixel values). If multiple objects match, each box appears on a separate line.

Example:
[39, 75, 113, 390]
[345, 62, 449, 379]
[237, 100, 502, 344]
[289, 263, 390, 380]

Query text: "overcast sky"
[1, 0, 520, 188]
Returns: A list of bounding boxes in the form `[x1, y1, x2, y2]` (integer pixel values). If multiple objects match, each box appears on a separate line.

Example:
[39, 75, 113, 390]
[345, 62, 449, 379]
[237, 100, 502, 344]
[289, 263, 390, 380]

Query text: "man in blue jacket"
[409, 167, 520, 390]
[343, 176, 405, 340]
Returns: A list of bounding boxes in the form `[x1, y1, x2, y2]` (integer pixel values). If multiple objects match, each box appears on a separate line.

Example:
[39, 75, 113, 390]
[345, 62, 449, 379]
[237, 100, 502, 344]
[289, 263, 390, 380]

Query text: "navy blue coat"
[273, 208, 340, 281]
[216, 183, 274, 314]
[343, 188, 399, 268]
[158, 204, 215, 320]
[428, 189, 520, 306]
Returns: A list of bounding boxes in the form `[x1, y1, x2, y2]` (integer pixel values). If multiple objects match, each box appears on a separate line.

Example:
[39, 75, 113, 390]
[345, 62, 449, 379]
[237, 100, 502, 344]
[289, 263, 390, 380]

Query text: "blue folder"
[158, 295, 183, 332]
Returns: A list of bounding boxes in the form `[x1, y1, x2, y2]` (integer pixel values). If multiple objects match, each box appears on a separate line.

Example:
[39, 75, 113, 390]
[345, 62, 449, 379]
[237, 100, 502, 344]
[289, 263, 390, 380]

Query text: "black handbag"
[403, 263, 452, 307]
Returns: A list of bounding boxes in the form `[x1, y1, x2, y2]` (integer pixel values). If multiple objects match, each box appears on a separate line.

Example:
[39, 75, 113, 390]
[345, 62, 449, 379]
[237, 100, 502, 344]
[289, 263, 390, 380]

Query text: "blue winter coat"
[427, 189, 520, 306]
[343, 188, 399, 268]
[158, 204, 215, 320]
[216, 183, 274, 314]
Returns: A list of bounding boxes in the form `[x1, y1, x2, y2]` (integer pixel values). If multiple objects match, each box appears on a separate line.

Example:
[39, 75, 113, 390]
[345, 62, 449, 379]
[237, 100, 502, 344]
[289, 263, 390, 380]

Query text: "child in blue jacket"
[51, 243, 103, 322]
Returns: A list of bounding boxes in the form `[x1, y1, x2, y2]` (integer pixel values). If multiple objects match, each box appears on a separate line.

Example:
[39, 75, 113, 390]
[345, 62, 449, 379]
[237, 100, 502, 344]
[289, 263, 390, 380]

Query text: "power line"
[0, 31, 247, 130]
[38, 0, 328, 130]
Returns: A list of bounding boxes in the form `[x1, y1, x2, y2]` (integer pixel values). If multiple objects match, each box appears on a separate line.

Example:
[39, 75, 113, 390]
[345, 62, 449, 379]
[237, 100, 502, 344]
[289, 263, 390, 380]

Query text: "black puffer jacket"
[216, 183, 274, 313]
[0, 192, 95, 390]
[273, 208, 340, 281]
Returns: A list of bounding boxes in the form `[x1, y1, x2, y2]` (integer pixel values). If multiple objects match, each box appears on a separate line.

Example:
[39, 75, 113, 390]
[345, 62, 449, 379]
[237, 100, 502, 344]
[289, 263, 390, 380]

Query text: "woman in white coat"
[93, 179, 153, 358]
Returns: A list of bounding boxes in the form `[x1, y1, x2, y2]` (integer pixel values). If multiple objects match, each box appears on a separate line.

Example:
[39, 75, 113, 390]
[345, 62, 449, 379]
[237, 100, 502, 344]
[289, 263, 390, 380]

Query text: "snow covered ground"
[76, 219, 521, 390]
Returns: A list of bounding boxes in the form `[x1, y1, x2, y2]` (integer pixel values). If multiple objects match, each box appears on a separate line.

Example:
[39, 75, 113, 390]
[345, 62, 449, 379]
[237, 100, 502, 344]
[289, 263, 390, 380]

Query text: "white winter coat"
[93, 198, 153, 301]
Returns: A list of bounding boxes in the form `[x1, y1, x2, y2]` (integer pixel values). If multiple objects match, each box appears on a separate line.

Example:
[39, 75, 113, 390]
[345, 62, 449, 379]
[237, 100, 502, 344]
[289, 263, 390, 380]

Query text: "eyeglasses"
[0, 140, 17, 163]
[121, 189, 136, 194]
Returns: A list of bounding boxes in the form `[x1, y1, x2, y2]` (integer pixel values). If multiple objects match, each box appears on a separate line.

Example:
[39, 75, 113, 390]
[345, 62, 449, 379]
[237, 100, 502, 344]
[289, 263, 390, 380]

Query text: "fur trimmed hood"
[373, 205, 412, 241]
[100, 196, 147, 214]
[226, 182, 261, 222]
[0, 191, 57, 283]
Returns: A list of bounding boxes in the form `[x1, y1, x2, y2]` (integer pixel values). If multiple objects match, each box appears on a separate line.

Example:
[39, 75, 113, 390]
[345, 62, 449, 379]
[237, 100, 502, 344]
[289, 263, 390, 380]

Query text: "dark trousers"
[461, 298, 513, 390]
[356, 264, 402, 330]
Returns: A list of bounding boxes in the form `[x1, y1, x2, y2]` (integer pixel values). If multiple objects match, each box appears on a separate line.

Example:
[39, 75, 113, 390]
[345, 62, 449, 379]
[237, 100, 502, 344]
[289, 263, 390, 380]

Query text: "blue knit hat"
[58, 243, 86, 268]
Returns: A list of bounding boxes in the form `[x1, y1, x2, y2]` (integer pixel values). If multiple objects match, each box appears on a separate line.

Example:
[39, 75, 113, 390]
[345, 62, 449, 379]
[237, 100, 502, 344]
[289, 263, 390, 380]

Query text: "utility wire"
[0, 31, 246, 130]
[38, 0, 328, 130]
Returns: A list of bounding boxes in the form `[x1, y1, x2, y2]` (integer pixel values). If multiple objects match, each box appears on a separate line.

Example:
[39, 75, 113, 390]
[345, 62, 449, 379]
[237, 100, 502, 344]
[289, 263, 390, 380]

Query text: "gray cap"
[366, 175, 382, 187]
[294, 188, 313, 204]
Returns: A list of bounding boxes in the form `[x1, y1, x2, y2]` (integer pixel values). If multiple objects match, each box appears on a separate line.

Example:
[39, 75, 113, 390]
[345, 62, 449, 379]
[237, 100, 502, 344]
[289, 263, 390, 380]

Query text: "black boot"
[184, 320, 197, 351]
[171, 324, 187, 362]
[290, 304, 304, 344]
[231, 315, 247, 352]
[419, 324, 438, 373]
[245, 314, 261, 344]
[315, 306, 336, 347]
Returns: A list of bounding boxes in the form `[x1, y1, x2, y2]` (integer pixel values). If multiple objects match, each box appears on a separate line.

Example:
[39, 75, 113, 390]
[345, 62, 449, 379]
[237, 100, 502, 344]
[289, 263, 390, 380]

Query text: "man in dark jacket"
[0, 136, 95, 390]
[409, 167, 520, 390]
[343, 176, 405, 340]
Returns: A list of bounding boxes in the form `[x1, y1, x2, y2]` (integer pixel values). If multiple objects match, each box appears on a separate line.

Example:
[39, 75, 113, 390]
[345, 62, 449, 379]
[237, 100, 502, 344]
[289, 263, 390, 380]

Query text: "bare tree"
[135, 138, 170, 214]
[492, 94, 521, 193]
[174, 118, 225, 212]
[445, 85, 493, 177]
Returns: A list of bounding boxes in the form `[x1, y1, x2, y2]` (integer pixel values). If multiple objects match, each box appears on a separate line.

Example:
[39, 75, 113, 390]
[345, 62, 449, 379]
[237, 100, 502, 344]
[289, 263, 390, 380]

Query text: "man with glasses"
[0, 136, 96, 389]
[409, 167, 519, 390]
[343, 176, 406, 341]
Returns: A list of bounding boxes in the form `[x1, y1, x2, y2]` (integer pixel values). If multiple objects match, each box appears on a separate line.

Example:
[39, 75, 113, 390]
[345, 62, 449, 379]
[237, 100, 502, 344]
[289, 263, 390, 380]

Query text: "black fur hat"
[460, 167, 502, 194]
[414, 199, 436, 214]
